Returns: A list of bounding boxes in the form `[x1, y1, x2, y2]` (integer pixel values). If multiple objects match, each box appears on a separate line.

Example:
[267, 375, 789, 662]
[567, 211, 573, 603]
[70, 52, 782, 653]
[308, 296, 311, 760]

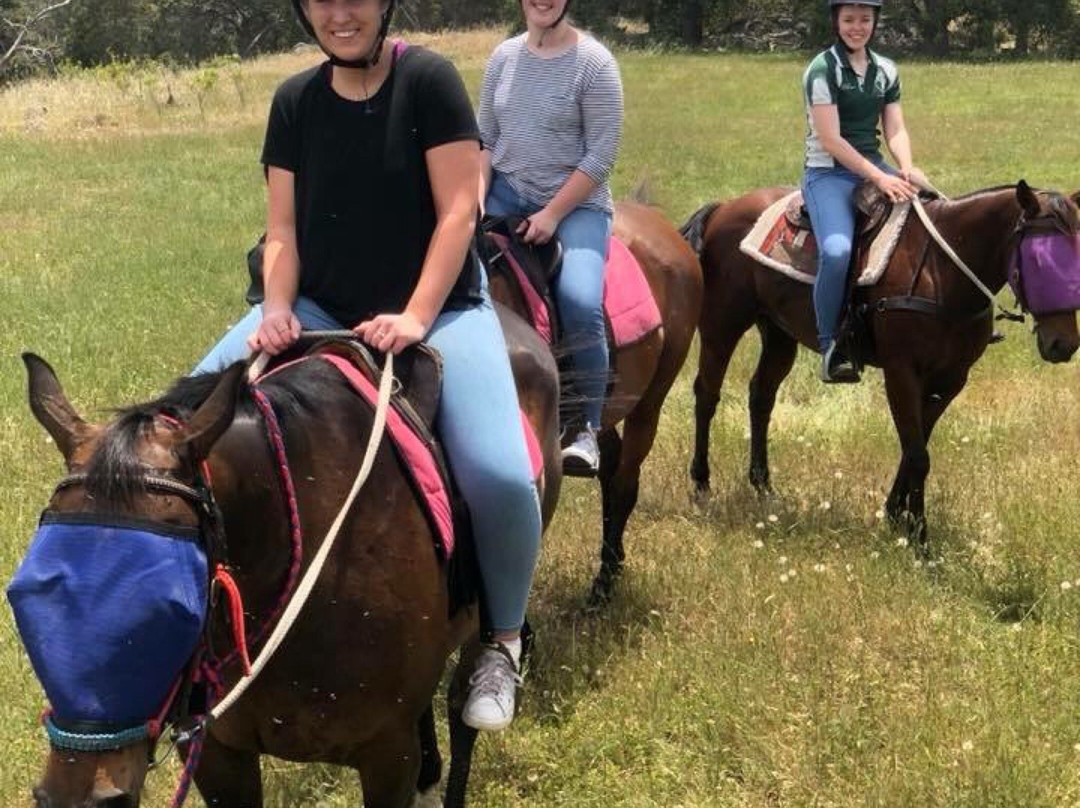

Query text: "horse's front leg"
[882, 363, 931, 547]
[191, 730, 263, 808]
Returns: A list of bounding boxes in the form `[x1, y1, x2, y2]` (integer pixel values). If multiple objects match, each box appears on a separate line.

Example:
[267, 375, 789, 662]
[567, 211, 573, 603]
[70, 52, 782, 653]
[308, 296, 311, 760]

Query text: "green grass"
[3, 32, 1080, 806]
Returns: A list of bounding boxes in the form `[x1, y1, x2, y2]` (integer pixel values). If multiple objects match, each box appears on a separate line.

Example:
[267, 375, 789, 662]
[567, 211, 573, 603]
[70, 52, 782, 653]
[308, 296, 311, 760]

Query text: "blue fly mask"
[7, 472, 218, 750]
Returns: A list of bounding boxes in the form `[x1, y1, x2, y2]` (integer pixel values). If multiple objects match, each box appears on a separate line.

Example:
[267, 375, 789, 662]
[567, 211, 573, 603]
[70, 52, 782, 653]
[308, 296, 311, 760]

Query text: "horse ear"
[180, 363, 246, 461]
[1017, 180, 1041, 218]
[23, 353, 90, 464]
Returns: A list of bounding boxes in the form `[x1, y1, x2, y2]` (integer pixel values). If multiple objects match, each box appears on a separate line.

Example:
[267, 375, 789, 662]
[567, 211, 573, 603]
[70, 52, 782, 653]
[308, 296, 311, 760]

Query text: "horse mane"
[83, 359, 355, 505]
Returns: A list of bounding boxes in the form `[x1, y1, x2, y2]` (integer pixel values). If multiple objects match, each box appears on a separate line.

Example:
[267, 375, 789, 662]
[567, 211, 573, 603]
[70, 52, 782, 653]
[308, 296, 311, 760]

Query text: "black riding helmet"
[290, 0, 396, 68]
[829, 0, 882, 51]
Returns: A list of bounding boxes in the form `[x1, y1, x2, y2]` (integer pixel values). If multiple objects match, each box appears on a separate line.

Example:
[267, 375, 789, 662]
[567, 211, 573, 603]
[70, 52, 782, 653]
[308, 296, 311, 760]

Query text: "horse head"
[1013, 182, 1080, 363]
[20, 354, 244, 808]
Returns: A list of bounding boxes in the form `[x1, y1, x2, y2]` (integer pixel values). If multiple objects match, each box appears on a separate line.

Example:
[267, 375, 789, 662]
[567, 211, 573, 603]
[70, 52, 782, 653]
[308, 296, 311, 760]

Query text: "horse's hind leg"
[748, 320, 798, 493]
[692, 318, 754, 493]
[587, 427, 626, 606]
[443, 645, 481, 808]
[190, 731, 262, 807]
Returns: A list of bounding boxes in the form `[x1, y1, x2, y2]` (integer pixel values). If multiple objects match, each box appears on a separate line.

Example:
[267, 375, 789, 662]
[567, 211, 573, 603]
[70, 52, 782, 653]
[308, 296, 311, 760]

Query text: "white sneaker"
[461, 643, 522, 732]
[561, 426, 599, 477]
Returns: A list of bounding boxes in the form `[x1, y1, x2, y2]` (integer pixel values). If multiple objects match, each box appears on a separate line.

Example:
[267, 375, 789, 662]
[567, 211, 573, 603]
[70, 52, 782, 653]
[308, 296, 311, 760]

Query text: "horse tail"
[679, 202, 721, 256]
[629, 178, 654, 205]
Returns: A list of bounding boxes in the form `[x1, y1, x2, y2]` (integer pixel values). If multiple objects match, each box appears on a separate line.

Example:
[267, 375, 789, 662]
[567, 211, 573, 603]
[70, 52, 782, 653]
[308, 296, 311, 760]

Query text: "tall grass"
[2, 30, 1079, 807]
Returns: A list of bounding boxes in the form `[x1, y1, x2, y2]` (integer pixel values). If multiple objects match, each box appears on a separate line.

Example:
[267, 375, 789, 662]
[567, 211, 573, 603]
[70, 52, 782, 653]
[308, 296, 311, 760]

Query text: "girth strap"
[870, 295, 993, 325]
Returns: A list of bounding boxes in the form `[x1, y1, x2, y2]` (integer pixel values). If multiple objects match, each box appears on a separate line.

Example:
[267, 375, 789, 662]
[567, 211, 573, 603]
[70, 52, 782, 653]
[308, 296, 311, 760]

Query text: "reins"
[910, 196, 1025, 323]
[208, 350, 394, 720]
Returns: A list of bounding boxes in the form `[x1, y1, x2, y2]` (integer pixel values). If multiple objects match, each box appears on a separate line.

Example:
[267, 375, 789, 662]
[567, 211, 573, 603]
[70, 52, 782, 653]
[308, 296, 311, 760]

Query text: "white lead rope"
[911, 195, 1001, 308]
[210, 351, 395, 721]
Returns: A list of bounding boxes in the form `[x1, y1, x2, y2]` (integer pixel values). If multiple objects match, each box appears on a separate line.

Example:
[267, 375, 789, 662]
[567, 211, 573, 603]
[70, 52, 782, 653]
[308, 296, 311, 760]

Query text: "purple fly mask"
[1010, 230, 1080, 315]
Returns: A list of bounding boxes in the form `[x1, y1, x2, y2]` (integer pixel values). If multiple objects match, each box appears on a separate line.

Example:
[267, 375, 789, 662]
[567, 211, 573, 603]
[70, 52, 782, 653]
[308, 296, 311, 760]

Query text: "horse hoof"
[412, 784, 442, 808]
[585, 577, 615, 611]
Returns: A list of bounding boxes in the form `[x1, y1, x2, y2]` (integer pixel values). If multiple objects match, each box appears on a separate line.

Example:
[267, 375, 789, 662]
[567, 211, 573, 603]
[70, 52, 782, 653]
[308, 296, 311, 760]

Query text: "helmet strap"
[832, 7, 879, 53]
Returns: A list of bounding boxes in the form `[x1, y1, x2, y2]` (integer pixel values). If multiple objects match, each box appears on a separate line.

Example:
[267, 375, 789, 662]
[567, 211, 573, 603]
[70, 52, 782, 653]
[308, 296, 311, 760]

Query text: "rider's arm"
[263, 167, 300, 315]
[404, 139, 481, 331]
[476, 50, 501, 211]
[249, 166, 302, 354]
[528, 53, 623, 239]
[882, 102, 914, 177]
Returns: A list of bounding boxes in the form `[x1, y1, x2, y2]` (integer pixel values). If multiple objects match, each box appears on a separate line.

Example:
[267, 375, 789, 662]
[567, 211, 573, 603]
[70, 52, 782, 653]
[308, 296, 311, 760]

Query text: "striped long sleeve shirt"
[478, 33, 624, 214]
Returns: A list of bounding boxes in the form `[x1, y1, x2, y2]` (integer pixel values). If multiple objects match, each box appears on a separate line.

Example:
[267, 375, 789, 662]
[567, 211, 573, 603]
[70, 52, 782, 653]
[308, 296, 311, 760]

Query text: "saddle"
[478, 215, 663, 350]
[785, 181, 894, 239]
[742, 182, 917, 289]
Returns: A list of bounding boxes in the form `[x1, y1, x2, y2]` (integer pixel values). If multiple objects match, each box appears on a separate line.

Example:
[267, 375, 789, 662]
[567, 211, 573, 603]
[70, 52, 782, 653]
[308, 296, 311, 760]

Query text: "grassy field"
[3, 28, 1080, 807]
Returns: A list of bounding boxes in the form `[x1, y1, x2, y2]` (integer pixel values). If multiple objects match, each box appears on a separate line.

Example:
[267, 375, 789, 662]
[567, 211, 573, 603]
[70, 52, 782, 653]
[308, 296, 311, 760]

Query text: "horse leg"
[588, 399, 665, 606]
[884, 375, 966, 537]
[354, 724, 423, 808]
[414, 704, 441, 804]
[443, 644, 481, 808]
[189, 731, 262, 807]
[748, 320, 798, 494]
[882, 365, 931, 547]
[587, 427, 624, 606]
[691, 319, 751, 492]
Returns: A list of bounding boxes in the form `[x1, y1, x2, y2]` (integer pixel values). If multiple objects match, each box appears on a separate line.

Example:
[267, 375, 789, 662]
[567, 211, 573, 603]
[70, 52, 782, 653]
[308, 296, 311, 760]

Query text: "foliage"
[4, 0, 1080, 83]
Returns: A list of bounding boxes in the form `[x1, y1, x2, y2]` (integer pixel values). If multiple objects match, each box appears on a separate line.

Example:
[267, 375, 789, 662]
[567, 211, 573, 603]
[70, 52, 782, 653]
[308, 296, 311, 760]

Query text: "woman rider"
[477, 0, 624, 475]
[802, 0, 922, 382]
[194, 0, 539, 732]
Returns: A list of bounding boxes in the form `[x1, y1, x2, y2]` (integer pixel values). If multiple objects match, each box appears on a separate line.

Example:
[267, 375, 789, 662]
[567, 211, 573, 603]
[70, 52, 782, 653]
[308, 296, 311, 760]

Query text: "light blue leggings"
[802, 159, 894, 351]
[486, 171, 612, 431]
[194, 291, 542, 633]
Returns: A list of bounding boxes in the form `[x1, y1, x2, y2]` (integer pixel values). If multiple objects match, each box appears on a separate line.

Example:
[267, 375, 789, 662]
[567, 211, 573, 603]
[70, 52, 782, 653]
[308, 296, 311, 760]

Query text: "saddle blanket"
[739, 190, 911, 286]
[263, 353, 544, 559]
[493, 233, 663, 348]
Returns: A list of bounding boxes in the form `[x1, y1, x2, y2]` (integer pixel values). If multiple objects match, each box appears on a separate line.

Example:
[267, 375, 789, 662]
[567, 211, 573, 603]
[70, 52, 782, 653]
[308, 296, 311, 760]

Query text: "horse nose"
[31, 787, 52, 808]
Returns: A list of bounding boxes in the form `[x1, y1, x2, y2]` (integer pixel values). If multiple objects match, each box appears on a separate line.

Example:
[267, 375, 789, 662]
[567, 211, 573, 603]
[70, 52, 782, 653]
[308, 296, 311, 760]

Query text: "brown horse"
[485, 200, 703, 604]
[682, 182, 1080, 545]
[23, 315, 559, 807]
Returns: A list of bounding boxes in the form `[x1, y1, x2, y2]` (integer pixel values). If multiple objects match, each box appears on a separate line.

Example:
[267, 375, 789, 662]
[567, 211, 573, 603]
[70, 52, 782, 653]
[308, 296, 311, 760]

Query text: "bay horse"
[22, 313, 560, 808]
[682, 182, 1080, 545]
[484, 199, 703, 605]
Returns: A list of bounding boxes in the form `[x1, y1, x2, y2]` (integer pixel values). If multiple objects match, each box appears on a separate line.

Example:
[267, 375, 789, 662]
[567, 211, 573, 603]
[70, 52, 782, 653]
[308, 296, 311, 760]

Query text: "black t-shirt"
[261, 47, 482, 327]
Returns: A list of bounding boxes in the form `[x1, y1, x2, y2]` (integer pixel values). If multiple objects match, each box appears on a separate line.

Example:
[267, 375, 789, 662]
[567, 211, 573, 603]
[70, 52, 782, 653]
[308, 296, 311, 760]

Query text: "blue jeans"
[802, 159, 893, 351]
[194, 291, 542, 633]
[486, 171, 612, 431]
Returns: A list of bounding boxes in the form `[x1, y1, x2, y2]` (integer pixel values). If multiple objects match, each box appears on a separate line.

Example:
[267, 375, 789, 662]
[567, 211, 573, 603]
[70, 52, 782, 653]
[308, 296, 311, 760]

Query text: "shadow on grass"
[518, 563, 661, 728]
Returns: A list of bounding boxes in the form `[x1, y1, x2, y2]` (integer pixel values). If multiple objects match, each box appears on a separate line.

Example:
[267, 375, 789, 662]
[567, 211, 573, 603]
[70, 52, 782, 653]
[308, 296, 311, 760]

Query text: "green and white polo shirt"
[802, 45, 901, 168]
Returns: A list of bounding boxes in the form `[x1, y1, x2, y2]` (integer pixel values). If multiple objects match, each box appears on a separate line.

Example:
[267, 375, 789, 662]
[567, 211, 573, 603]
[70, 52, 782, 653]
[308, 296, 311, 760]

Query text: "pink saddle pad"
[261, 353, 544, 559]
[604, 236, 662, 348]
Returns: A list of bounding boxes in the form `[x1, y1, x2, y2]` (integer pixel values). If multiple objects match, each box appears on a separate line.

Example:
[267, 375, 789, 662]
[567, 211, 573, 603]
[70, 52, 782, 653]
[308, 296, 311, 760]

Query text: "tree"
[0, 0, 77, 76]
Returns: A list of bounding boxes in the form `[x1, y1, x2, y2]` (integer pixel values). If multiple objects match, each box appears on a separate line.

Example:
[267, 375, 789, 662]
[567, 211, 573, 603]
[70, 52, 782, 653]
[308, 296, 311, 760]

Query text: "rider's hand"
[874, 170, 918, 203]
[248, 307, 301, 355]
[900, 166, 930, 192]
[518, 208, 559, 245]
[354, 311, 427, 355]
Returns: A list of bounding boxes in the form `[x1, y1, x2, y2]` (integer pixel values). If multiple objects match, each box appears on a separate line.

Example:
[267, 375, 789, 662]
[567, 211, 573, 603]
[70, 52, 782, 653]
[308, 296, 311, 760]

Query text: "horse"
[20, 313, 560, 808]
[483, 199, 703, 605]
[681, 181, 1080, 545]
